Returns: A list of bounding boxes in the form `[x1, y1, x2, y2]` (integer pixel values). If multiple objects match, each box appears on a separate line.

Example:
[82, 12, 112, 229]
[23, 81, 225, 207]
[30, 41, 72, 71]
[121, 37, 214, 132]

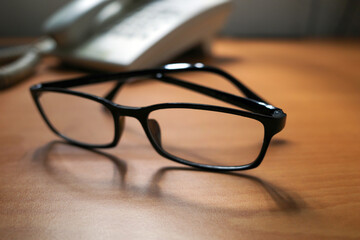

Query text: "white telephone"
[0, 0, 232, 88]
[45, 0, 232, 71]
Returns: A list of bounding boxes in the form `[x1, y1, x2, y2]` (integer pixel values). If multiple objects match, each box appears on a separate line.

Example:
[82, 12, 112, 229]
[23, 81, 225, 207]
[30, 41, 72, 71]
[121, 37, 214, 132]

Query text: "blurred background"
[0, 0, 359, 38]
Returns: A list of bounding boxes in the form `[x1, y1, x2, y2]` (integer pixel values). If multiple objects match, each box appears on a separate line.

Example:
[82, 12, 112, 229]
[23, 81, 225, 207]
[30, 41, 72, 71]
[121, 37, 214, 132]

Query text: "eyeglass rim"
[30, 63, 286, 171]
[31, 87, 280, 171]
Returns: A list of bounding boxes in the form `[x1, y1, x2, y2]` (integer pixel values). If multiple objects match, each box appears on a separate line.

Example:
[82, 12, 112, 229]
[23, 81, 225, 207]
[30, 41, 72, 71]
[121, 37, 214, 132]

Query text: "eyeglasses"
[30, 63, 286, 171]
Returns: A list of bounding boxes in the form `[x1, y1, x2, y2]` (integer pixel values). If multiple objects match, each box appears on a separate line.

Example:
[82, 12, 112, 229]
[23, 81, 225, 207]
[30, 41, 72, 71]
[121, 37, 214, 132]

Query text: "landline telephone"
[0, 0, 232, 88]
[46, 0, 232, 71]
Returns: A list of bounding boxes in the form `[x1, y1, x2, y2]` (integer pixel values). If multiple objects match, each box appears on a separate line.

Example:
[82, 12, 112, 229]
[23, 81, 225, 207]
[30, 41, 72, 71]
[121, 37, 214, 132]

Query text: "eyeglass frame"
[30, 63, 286, 171]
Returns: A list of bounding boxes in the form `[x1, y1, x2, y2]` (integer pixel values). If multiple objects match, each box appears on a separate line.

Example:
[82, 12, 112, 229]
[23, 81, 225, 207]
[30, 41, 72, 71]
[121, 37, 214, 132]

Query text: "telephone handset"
[0, 0, 231, 88]
[45, 0, 232, 71]
[44, 0, 134, 47]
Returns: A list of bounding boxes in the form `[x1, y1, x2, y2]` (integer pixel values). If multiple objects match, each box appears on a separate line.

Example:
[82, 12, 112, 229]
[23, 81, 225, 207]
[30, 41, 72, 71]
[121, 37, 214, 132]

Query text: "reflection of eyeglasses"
[30, 63, 286, 171]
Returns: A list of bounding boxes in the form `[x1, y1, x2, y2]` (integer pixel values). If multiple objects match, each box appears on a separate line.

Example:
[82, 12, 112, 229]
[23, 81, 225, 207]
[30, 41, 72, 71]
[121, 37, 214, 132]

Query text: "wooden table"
[0, 39, 359, 239]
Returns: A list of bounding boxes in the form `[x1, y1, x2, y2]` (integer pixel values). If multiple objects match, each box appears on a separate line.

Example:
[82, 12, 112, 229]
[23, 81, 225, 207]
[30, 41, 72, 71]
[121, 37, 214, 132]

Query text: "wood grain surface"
[0, 39, 359, 240]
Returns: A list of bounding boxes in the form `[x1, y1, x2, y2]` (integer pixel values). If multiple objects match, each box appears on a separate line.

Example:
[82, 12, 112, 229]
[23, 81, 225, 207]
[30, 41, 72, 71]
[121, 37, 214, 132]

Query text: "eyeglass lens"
[148, 108, 264, 166]
[39, 92, 115, 145]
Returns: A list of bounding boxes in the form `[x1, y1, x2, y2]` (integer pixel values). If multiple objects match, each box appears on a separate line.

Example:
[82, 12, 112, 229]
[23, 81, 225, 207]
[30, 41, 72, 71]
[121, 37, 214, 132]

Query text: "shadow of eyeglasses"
[32, 140, 128, 191]
[32, 140, 305, 213]
[148, 166, 306, 212]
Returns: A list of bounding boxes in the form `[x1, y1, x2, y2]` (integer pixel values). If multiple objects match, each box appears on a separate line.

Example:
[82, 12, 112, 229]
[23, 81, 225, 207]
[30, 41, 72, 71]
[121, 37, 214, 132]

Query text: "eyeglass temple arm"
[103, 80, 125, 102]
[39, 63, 267, 105]
[199, 65, 266, 103]
[99, 67, 277, 115]
[156, 74, 278, 115]
[102, 74, 277, 116]
[103, 64, 268, 104]
[37, 64, 278, 115]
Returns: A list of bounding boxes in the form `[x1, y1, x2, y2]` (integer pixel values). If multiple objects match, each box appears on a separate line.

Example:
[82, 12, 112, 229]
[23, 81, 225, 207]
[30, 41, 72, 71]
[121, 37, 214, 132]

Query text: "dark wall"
[0, 0, 70, 37]
[223, 0, 360, 37]
[0, 0, 358, 38]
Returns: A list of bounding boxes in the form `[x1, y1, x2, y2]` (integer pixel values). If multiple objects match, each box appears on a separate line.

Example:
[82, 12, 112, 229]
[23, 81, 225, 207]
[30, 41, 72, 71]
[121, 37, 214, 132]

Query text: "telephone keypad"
[111, 2, 181, 40]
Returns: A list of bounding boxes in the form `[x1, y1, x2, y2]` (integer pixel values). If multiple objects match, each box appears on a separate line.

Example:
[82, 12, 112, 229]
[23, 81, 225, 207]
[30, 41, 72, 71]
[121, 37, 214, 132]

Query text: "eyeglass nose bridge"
[113, 106, 163, 150]
[114, 105, 144, 118]
[113, 105, 149, 139]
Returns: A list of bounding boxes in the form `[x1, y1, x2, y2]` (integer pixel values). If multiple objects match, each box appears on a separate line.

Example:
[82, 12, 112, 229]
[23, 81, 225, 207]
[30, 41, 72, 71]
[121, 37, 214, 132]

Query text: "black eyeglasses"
[30, 63, 286, 171]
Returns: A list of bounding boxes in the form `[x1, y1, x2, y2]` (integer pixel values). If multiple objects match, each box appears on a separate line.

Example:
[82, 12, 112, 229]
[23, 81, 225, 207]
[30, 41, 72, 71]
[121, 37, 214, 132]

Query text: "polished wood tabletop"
[0, 39, 359, 239]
